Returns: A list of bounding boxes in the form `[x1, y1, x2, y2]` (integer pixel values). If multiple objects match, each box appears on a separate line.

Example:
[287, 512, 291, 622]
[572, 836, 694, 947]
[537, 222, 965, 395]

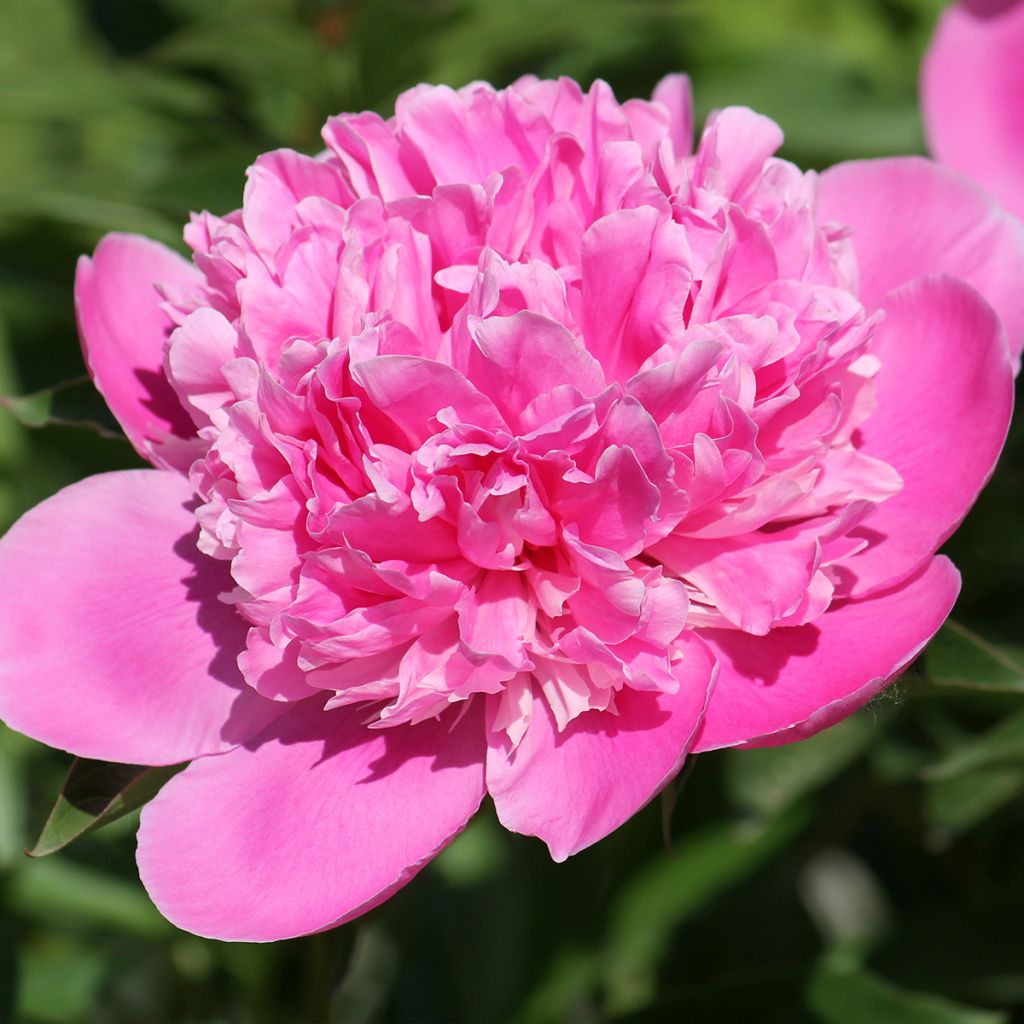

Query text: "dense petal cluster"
[1, 74, 1020, 941]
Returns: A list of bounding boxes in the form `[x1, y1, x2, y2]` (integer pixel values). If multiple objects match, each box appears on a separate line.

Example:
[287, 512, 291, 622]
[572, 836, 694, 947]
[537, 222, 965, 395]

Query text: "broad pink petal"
[137, 700, 486, 941]
[922, 1, 1024, 223]
[818, 157, 1024, 361]
[692, 556, 960, 751]
[75, 233, 201, 470]
[0, 471, 280, 764]
[486, 633, 717, 861]
[845, 275, 1013, 596]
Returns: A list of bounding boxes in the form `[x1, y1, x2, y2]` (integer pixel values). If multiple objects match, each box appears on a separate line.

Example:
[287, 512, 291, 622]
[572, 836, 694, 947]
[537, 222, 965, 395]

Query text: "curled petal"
[75, 234, 202, 470]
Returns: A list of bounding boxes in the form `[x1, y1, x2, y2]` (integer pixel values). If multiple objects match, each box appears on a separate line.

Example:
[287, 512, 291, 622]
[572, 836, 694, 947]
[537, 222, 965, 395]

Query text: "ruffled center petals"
[55, 77, 1007, 904]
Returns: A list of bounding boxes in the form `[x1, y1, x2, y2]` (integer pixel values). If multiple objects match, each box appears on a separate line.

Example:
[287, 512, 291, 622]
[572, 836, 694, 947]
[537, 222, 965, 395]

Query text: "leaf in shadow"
[0, 376, 125, 441]
[28, 757, 184, 857]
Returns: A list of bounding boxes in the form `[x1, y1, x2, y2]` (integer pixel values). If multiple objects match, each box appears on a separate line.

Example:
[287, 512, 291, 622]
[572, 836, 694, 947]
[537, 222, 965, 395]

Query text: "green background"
[1, 1, 1023, 1021]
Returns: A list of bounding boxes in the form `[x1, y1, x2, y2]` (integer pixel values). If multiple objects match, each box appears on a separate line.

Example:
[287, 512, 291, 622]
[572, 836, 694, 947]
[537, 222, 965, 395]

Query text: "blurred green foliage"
[2, 0, 1023, 1021]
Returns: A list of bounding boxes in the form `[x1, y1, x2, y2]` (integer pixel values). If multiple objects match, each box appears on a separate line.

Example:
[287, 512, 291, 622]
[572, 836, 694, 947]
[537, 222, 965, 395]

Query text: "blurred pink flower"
[922, 0, 1024, 220]
[1, 75, 1020, 941]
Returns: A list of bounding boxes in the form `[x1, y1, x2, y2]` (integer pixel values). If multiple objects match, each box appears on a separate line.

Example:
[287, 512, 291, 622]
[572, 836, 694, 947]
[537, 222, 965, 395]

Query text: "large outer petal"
[486, 633, 717, 861]
[818, 157, 1024, 361]
[75, 233, 201, 470]
[922, 1, 1024, 223]
[845, 275, 1013, 596]
[0, 471, 279, 764]
[137, 700, 486, 941]
[692, 556, 960, 752]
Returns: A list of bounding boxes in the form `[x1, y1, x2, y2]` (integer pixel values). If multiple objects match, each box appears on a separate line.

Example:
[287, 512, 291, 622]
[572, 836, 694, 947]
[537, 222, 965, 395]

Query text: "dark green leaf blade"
[924, 620, 1024, 694]
[0, 376, 126, 440]
[28, 758, 184, 857]
[808, 955, 1008, 1024]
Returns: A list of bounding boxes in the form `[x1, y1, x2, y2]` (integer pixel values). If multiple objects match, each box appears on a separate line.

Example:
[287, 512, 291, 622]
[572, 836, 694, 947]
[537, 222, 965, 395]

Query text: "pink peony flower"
[1, 75, 1020, 942]
[922, 0, 1024, 221]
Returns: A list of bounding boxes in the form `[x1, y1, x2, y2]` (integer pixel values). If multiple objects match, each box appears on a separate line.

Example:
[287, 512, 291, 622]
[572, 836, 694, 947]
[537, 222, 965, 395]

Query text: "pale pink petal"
[75, 233, 202, 470]
[242, 149, 355, 256]
[137, 700, 486, 941]
[651, 73, 693, 158]
[486, 633, 717, 861]
[654, 522, 821, 636]
[0, 471, 280, 764]
[922, 0, 1024, 223]
[466, 311, 605, 422]
[695, 107, 784, 200]
[165, 307, 240, 424]
[579, 209, 692, 382]
[818, 157, 1024, 360]
[692, 556, 960, 751]
[844, 276, 1013, 596]
[351, 354, 506, 445]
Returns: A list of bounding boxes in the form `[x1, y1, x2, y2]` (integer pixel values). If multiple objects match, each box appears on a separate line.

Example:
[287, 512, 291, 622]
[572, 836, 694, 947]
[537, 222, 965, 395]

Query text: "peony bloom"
[1, 75, 1021, 942]
[922, 0, 1024, 221]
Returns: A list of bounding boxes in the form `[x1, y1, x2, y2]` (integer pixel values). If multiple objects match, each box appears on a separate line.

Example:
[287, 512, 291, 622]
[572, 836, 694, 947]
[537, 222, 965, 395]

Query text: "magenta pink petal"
[75, 233, 202, 471]
[0, 471, 280, 764]
[137, 699, 486, 941]
[844, 275, 1013, 597]
[818, 157, 1024, 361]
[692, 556, 960, 751]
[486, 633, 716, 861]
[922, 1, 1024, 223]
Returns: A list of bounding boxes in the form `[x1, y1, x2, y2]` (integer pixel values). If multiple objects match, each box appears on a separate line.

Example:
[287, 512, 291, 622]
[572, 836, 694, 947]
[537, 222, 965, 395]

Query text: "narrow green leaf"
[603, 804, 810, 1015]
[924, 766, 1024, 846]
[0, 376, 124, 441]
[28, 758, 184, 857]
[0, 729, 26, 870]
[925, 621, 1024, 694]
[808, 956, 1008, 1024]
[923, 708, 1024, 782]
[7, 858, 170, 937]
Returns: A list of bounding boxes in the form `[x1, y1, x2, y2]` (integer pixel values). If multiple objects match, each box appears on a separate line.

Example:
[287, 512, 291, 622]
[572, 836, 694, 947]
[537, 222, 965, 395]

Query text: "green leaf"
[924, 766, 1024, 846]
[28, 758, 184, 857]
[0, 729, 27, 870]
[7, 857, 170, 937]
[15, 940, 108, 1024]
[603, 804, 810, 1015]
[808, 955, 1008, 1024]
[0, 376, 125, 441]
[924, 621, 1024, 694]
[923, 708, 1024, 781]
[725, 708, 886, 816]
[431, 814, 509, 888]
